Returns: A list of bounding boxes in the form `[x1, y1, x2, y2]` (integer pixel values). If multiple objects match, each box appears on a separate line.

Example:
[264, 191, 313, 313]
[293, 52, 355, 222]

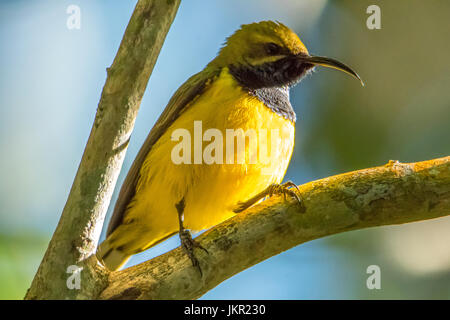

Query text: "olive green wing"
[106, 68, 220, 236]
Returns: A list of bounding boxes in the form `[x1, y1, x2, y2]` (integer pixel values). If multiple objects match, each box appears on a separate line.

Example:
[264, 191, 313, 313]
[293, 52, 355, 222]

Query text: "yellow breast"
[126, 68, 295, 249]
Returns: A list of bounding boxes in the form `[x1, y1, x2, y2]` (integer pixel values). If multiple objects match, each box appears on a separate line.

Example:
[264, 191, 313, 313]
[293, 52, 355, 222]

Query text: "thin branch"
[25, 0, 181, 300]
[99, 156, 450, 300]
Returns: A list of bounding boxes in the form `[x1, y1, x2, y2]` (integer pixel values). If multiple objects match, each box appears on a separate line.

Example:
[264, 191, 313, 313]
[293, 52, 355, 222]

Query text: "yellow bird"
[97, 21, 362, 272]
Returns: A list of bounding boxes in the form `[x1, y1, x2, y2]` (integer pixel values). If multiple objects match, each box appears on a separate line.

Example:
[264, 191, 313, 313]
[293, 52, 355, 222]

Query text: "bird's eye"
[265, 42, 282, 55]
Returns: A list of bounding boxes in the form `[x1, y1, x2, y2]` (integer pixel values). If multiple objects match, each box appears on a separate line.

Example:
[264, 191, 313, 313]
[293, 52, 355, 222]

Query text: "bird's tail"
[96, 240, 131, 271]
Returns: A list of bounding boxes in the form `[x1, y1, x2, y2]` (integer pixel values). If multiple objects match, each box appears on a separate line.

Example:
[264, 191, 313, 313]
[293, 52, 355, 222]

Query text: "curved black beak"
[299, 55, 364, 86]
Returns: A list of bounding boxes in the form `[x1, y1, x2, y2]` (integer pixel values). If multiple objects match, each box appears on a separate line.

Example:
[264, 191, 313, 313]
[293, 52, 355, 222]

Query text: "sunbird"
[97, 21, 363, 272]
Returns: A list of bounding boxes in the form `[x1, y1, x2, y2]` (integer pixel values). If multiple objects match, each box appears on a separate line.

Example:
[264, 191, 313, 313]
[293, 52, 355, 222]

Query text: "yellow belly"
[120, 68, 295, 252]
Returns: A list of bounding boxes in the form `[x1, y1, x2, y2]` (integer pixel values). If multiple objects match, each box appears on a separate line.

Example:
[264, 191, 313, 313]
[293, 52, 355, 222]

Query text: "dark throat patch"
[249, 86, 296, 122]
[228, 56, 313, 122]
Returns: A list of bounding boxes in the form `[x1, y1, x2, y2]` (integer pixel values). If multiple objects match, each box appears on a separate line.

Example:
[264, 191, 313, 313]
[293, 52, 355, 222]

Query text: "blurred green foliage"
[0, 233, 47, 299]
[299, 0, 450, 174]
[291, 0, 450, 299]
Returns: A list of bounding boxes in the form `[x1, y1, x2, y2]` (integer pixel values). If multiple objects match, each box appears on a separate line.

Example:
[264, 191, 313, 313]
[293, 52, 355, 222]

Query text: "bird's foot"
[234, 181, 305, 213]
[271, 181, 302, 203]
[179, 229, 208, 277]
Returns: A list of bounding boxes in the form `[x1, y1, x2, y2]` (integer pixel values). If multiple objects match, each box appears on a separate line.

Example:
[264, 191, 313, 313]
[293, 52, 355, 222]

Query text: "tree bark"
[98, 156, 450, 299]
[25, 0, 181, 300]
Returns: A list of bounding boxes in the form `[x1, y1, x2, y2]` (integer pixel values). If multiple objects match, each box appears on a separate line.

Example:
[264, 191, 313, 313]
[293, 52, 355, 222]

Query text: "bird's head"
[209, 21, 363, 89]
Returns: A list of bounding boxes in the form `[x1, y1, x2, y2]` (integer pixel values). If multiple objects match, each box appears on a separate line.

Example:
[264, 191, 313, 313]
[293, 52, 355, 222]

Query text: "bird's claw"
[234, 181, 306, 214]
[268, 181, 305, 213]
[180, 229, 208, 277]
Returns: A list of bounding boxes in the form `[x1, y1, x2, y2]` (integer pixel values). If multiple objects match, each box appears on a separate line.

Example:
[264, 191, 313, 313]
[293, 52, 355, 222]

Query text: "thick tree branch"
[25, 0, 181, 300]
[99, 156, 450, 300]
